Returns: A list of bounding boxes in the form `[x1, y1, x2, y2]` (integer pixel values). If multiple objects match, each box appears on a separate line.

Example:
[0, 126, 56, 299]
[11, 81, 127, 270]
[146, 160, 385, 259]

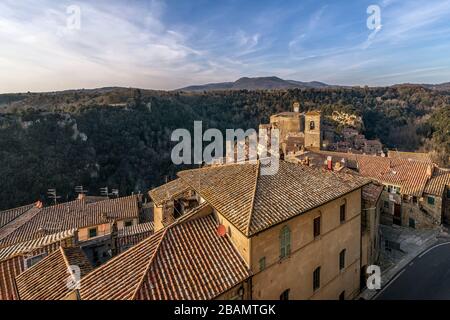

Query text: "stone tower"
[304, 111, 322, 149]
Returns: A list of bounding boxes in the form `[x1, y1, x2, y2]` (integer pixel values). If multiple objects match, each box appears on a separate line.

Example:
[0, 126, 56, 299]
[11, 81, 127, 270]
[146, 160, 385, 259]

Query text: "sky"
[1, 0, 450, 93]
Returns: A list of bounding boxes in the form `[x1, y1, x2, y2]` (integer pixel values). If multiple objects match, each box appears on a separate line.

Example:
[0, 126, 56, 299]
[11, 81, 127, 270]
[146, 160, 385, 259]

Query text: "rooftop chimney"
[293, 101, 300, 113]
[35, 200, 43, 209]
[327, 156, 333, 171]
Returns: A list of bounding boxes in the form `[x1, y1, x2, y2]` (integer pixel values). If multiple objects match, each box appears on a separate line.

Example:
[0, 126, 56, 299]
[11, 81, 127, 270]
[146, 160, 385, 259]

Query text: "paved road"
[376, 241, 450, 300]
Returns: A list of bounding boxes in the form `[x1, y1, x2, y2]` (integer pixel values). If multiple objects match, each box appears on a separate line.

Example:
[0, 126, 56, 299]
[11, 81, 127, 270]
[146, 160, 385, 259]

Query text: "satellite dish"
[216, 224, 226, 237]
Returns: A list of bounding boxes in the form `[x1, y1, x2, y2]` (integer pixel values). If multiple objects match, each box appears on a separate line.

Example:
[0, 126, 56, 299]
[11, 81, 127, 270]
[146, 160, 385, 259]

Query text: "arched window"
[280, 225, 291, 259]
[309, 120, 315, 130]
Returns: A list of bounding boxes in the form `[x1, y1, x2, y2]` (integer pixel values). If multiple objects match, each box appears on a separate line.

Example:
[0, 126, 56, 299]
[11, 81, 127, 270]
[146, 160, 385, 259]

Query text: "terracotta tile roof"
[0, 195, 139, 248]
[424, 168, 450, 196]
[116, 222, 155, 253]
[309, 151, 433, 197]
[178, 163, 259, 234]
[0, 207, 42, 244]
[118, 222, 154, 238]
[362, 183, 384, 206]
[15, 246, 92, 300]
[0, 229, 76, 262]
[0, 204, 35, 229]
[387, 150, 433, 163]
[79, 214, 250, 300]
[178, 160, 370, 236]
[149, 178, 190, 206]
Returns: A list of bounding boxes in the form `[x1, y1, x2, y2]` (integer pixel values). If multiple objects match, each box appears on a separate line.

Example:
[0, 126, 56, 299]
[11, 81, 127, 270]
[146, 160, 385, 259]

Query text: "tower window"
[310, 121, 315, 130]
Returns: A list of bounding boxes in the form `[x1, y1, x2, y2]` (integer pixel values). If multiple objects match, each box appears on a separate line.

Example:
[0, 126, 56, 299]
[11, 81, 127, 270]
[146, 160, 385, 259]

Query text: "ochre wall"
[214, 209, 251, 266]
[250, 189, 362, 300]
[78, 223, 111, 242]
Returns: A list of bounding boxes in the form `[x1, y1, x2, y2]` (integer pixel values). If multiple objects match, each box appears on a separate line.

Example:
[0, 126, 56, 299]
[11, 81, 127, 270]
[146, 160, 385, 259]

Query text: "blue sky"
[1, 0, 450, 92]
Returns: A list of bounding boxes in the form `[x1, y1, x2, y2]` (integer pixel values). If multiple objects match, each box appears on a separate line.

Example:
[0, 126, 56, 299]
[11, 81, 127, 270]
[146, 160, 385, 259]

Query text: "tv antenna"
[100, 187, 119, 198]
[75, 185, 88, 195]
[47, 188, 61, 205]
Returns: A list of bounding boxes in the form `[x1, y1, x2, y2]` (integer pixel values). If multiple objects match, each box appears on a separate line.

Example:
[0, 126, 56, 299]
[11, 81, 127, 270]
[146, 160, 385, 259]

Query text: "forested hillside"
[0, 86, 448, 210]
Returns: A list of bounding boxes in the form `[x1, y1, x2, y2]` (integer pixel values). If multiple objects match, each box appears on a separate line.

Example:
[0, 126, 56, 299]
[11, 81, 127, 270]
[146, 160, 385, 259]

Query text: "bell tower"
[304, 111, 322, 149]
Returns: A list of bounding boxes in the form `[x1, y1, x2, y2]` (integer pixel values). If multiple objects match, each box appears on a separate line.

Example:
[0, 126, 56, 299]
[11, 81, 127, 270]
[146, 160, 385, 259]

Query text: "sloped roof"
[0, 229, 76, 262]
[118, 221, 154, 238]
[0, 195, 140, 248]
[424, 168, 450, 196]
[15, 246, 92, 300]
[0, 204, 35, 229]
[387, 150, 433, 163]
[79, 214, 250, 300]
[308, 151, 433, 197]
[177, 161, 370, 236]
[362, 183, 384, 206]
[149, 178, 191, 206]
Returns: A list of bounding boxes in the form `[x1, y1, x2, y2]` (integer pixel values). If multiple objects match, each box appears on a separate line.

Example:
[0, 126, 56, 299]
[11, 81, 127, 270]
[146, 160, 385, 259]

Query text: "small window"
[24, 253, 46, 269]
[384, 201, 389, 209]
[313, 267, 321, 291]
[280, 289, 290, 300]
[88, 227, 98, 238]
[124, 220, 133, 227]
[259, 257, 266, 272]
[339, 249, 346, 270]
[412, 196, 417, 204]
[309, 121, 315, 130]
[313, 217, 321, 238]
[339, 291, 345, 300]
[279, 226, 291, 259]
[427, 196, 435, 205]
[409, 218, 416, 229]
[340, 204, 346, 223]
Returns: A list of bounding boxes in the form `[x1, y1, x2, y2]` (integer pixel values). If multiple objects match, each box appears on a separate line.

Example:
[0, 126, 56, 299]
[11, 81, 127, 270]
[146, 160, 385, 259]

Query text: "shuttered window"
[280, 225, 291, 259]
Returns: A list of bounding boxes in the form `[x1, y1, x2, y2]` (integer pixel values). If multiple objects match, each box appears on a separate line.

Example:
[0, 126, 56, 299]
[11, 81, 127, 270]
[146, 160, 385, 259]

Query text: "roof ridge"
[131, 227, 169, 300]
[245, 160, 260, 236]
[58, 246, 75, 284]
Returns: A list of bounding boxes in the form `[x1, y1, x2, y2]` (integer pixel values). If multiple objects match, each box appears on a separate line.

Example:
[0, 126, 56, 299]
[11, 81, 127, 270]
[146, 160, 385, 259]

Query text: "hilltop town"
[0, 102, 448, 301]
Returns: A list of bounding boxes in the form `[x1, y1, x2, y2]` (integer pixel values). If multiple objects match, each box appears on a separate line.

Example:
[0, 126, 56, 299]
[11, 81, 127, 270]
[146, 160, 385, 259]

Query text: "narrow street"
[376, 241, 450, 300]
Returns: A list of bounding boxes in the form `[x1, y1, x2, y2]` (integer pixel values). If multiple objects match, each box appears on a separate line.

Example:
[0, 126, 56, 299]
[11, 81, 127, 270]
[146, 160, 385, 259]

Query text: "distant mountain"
[178, 76, 332, 91]
[393, 82, 450, 91]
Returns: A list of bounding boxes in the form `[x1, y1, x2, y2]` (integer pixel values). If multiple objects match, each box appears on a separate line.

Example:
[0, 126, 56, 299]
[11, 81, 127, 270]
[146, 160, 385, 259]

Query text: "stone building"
[304, 111, 322, 150]
[0, 195, 143, 300]
[259, 106, 323, 156]
[295, 150, 450, 230]
[71, 160, 372, 300]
